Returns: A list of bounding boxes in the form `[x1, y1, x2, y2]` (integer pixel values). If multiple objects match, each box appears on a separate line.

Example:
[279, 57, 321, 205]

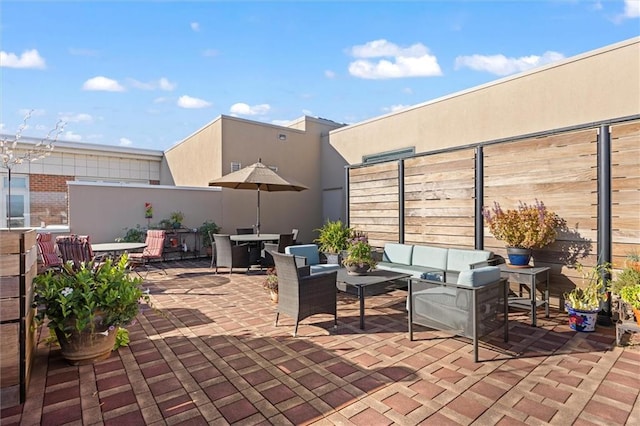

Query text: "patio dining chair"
[55, 234, 103, 269]
[213, 234, 251, 274]
[36, 232, 63, 271]
[262, 233, 295, 268]
[129, 230, 167, 277]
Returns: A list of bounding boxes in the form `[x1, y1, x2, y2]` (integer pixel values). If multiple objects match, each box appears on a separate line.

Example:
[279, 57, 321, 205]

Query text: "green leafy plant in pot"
[483, 200, 565, 266]
[33, 254, 152, 365]
[262, 267, 279, 303]
[611, 262, 640, 325]
[199, 220, 221, 255]
[313, 219, 353, 264]
[563, 263, 611, 332]
[342, 231, 377, 275]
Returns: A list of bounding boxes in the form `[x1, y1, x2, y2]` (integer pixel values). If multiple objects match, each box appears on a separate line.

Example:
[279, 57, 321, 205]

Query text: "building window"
[1, 175, 29, 228]
[231, 162, 242, 172]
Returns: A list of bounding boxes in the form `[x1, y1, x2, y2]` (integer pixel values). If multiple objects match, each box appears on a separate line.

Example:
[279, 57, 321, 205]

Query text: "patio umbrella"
[208, 160, 308, 235]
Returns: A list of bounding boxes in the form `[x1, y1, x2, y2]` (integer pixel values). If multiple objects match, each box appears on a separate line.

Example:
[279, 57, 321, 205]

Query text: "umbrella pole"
[256, 187, 260, 236]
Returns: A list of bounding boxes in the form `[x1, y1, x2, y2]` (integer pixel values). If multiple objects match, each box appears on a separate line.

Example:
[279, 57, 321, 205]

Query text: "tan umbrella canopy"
[208, 160, 308, 235]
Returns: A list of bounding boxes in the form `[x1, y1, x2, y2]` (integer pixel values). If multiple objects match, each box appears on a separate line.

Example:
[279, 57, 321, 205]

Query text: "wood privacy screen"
[347, 120, 640, 295]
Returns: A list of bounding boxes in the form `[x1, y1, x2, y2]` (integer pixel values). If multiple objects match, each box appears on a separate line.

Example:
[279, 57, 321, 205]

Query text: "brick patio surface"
[2, 259, 639, 425]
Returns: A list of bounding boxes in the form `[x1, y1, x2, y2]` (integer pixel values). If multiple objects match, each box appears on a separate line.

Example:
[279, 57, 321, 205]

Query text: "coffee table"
[336, 269, 411, 330]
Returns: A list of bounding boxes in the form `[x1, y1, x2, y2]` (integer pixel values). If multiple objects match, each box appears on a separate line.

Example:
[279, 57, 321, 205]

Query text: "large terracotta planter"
[54, 326, 116, 366]
[633, 307, 640, 326]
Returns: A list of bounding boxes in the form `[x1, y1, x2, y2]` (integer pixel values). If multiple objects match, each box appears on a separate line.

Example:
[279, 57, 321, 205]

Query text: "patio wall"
[347, 119, 640, 304]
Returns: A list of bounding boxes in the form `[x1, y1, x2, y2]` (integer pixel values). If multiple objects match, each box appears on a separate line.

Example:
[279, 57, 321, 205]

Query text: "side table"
[498, 264, 550, 327]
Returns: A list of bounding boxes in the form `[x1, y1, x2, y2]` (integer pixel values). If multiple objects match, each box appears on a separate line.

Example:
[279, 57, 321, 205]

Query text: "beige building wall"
[163, 115, 345, 243]
[68, 182, 222, 244]
[330, 37, 640, 164]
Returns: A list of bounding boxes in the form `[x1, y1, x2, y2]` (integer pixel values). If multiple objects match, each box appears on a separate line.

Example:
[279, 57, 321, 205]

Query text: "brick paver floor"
[2, 259, 639, 425]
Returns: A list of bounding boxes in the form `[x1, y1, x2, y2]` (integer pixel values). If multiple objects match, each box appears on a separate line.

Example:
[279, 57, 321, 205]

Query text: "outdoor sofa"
[376, 243, 494, 282]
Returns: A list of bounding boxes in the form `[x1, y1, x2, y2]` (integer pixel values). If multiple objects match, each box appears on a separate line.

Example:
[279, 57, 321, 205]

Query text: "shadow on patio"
[2, 259, 638, 425]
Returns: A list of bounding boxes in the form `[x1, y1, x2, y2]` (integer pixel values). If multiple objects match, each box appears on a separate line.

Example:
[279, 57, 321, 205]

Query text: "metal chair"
[212, 234, 251, 274]
[128, 230, 167, 277]
[36, 232, 63, 271]
[271, 251, 338, 337]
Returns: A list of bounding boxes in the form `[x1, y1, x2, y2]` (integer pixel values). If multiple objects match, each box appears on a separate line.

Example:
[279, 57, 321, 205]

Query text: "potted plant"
[115, 224, 147, 243]
[199, 221, 221, 256]
[482, 200, 565, 266]
[625, 251, 640, 272]
[33, 254, 151, 365]
[563, 263, 611, 332]
[342, 231, 377, 275]
[611, 263, 640, 325]
[313, 219, 353, 264]
[263, 267, 278, 303]
[170, 211, 184, 229]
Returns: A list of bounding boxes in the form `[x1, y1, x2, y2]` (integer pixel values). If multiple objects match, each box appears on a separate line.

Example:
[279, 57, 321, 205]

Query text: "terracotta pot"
[633, 307, 640, 326]
[269, 289, 278, 303]
[54, 326, 117, 365]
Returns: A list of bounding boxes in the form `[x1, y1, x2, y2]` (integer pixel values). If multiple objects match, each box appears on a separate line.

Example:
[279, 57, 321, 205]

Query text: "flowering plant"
[33, 253, 150, 339]
[263, 267, 278, 292]
[482, 200, 565, 249]
[342, 231, 377, 268]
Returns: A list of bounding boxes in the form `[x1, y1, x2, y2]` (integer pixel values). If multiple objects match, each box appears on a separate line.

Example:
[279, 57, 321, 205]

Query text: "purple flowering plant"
[342, 231, 377, 268]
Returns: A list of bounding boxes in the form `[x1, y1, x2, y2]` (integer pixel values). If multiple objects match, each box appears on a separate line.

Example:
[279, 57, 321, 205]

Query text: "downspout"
[399, 158, 405, 244]
[475, 146, 484, 250]
[597, 124, 612, 325]
[344, 165, 350, 227]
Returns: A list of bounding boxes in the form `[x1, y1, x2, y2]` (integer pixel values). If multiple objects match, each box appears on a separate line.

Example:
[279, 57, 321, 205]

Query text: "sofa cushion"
[456, 266, 501, 288]
[377, 262, 442, 278]
[285, 244, 320, 266]
[412, 245, 448, 271]
[446, 248, 492, 273]
[382, 243, 413, 265]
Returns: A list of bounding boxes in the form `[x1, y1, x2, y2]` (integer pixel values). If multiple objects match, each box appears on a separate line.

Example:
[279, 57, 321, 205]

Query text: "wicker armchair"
[213, 234, 251, 274]
[271, 251, 338, 336]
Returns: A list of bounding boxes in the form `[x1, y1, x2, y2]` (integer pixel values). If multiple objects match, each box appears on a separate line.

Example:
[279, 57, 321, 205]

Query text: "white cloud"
[325, 70, 336, 79]
[128, 77, 176, 91]
[191, 22, 200, 32]
[0, 49, 46, 69]
[153, 97, 170, 104]
[454, 51, 565, 76]
[402, 87, 413, 94]
[624, 0, 640, 18]
[347, 39, 442, 79]
[383, 104, 410, 113]
[63, 131, 82, 142]
[0, 123, 5, 131]
[229, 103, 271, 116]
[59, 113, 93, 123]
[302, 109, 313, 116]
[177, 95, 211, 109]
[82, 76, 125, 92]
[119, 137, 133, 146]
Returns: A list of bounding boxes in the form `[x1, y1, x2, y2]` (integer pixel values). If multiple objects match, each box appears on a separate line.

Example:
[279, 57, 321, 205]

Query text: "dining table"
[230, 234, 280, 265]
[91, 242, 147, 258]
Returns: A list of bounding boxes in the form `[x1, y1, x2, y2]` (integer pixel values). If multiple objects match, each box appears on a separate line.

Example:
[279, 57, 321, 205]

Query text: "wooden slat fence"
[347, 119, 640, 300]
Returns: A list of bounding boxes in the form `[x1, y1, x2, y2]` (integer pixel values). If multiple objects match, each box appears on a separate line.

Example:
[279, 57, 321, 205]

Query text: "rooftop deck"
[3, 259, 639, 425]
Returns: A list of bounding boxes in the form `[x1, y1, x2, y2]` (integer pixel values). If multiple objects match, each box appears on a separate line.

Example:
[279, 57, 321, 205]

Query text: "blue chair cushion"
[456, 266, 500, 287]
[285, 244, 320, 266]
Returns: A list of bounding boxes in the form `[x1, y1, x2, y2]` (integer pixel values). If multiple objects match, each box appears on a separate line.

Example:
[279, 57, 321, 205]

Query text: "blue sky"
[1, 0, 638, 151]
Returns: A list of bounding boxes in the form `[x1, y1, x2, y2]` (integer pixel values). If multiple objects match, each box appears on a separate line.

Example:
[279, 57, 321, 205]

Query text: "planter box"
[0, 229, 38, 408]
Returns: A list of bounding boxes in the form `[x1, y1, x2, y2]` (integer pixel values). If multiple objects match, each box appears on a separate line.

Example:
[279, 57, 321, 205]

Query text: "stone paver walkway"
[2, 259, 639, 425]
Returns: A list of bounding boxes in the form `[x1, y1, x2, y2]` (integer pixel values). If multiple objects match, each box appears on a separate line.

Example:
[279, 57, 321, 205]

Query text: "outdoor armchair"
[212, 234, 251, 274]
[271, 251, 338, 337]
[408, 266, 509, 362]
[55, 234, 104, 269]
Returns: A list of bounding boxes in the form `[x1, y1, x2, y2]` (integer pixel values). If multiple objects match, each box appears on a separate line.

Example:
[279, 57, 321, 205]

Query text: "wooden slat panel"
[0, 323, 19, 386]
[0, 255, 20, 277]
[611, 121, 640, 139]
[0, 276, 19, 299]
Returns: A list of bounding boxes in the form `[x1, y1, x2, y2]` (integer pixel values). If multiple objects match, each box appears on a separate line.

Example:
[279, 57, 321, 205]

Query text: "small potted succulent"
[482, 200, 565, 266]
[563, 263, 611, 332]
